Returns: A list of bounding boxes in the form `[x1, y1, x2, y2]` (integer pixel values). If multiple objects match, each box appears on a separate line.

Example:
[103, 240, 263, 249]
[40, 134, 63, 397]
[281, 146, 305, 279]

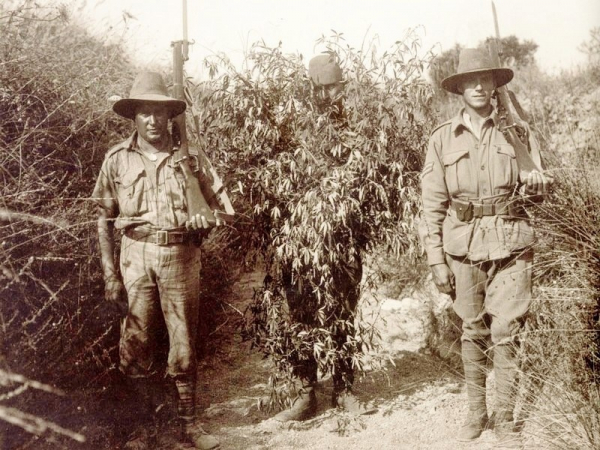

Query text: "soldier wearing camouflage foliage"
[271, 54, 377, 422]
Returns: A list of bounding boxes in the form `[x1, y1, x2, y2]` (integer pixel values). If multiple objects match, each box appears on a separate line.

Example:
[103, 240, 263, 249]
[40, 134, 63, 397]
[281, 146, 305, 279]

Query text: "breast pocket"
[115, 167, 149, 217]
[442, 148, 470, 195]
[493, 144, 518, 188]
[165, 170, 187, 211]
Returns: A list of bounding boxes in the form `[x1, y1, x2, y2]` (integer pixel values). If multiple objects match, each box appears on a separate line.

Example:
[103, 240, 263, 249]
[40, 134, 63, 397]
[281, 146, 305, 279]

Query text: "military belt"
[450, 198, 522, 222]
[125, 227, 200, 246]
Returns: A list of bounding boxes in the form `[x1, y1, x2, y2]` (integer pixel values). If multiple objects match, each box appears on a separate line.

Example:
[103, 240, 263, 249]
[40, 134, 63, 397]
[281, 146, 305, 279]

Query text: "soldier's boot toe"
[456, 409, 489, 442]
[183, 421, 220, 450]
[494, 413, 522, 448]
[334, 391, 377, 416]
[273, 387, 317, 422]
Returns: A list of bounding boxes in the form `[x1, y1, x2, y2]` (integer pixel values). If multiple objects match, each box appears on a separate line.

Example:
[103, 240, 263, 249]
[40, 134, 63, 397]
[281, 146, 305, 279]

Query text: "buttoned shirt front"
[419, 109, 543, 264]
[92, 132, 189, 230]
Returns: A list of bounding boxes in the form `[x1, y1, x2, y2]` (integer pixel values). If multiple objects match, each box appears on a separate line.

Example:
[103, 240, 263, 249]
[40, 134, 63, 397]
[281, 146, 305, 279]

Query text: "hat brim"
[112, 94, 186, 120]
[441, 68, 514, 95]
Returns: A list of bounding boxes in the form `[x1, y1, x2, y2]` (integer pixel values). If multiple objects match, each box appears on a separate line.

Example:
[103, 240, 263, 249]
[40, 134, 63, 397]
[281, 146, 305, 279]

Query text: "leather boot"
[494, 411, 522, 448]
[331, 355, 376, 415]
[457, 409, 489, 442]
[457, 340, 490, 441]
[273, 381, 318, 422]
[494, 344, 521, 448]
[181, 421, 220, 450]
[175, 377, 220, 450]
[333, 391, 377, 415]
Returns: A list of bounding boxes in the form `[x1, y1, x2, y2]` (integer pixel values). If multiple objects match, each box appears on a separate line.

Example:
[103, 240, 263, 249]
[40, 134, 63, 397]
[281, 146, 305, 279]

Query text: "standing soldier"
[419, 48, 550, 446]
[93, 71, 220, 450]
[272, 54, 376, 422]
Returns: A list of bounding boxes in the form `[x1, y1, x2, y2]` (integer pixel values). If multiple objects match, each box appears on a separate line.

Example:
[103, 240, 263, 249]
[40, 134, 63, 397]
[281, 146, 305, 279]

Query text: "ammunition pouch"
[453, 199, 474, 222]
[450, 198, 525, 222]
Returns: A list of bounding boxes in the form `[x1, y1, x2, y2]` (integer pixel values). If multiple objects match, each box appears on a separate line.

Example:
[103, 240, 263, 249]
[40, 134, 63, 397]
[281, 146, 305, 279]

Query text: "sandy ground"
[149, 270, 549, 450]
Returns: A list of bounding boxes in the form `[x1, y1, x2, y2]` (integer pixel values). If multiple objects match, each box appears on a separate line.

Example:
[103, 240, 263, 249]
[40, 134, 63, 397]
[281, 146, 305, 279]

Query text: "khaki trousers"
[119, 235, 201, 378]
[447, 248, 532, 344]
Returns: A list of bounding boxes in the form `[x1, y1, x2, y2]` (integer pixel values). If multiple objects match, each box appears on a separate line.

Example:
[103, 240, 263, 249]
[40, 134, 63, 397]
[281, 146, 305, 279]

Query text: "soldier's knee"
[490, 318, 525, 344]
[169, 348, 196, 376]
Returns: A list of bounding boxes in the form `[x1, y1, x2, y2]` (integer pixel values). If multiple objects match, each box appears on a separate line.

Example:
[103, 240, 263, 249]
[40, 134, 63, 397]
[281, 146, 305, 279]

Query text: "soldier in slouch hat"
[420, 48, 550, 447]
[93, 71, 219, 450]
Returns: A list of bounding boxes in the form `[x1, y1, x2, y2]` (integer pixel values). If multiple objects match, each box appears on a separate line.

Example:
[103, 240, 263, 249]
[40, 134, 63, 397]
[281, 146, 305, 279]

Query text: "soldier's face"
[460, 73, 495, 112]
[318, 82, 344, 103]
[135, 103, 170, 144]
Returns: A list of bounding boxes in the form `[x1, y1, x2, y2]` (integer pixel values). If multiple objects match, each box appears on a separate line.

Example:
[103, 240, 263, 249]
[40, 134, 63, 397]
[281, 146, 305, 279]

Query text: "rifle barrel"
[172, 41, 185, 100]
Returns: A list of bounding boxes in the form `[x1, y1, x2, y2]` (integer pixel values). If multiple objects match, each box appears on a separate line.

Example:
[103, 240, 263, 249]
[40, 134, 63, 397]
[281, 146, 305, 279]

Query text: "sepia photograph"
[1, 0, 598, 448]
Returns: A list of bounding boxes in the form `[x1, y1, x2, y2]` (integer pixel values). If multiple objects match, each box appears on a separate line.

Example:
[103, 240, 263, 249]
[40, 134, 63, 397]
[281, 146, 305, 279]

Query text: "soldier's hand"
[105, 277, 127, 316]
[524, 170, 552, 196]
[186, 213, 223, 230]
[186, 213, 213, 230]
[431, 263, 455, 297]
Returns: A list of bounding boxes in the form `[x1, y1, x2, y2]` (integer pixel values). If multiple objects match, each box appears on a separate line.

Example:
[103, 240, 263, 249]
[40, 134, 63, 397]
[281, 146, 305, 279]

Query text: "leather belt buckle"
[156, 230, 169, 245]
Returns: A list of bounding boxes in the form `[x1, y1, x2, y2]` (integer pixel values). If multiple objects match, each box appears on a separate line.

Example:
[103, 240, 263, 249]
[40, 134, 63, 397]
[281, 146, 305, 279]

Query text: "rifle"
[171, 0, 235, 225]
[489, 1, 543, 180]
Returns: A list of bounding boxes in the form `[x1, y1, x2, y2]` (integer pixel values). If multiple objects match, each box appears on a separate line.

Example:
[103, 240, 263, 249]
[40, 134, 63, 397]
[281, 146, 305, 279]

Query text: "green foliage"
[520, 171, 600, 449]
[579, 27, 600, 62]
[194, 32, 434, 395]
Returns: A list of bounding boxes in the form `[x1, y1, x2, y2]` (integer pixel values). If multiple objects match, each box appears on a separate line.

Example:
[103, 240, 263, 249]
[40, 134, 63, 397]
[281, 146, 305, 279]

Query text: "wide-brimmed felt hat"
[441, 48, 514, 95]
[112, 71, 186, 120]
[308, 54, 343, 86]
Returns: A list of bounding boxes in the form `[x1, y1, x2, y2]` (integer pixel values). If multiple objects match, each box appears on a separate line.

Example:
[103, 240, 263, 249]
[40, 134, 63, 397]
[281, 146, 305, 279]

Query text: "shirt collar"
[124, 131, 137, 150]
[451, 108, 499, 134]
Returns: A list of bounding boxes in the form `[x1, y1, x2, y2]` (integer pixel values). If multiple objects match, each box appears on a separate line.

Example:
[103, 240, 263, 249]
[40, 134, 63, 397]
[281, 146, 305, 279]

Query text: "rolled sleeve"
[92, 158, 118, 216]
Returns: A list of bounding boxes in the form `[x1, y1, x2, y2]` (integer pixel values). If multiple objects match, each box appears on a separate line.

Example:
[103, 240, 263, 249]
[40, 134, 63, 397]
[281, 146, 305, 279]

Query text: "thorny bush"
[0, 1, 240, 446]
[3, 1, 599, 448]
[0, 1, 139, 446]
[193, 31, 435, 403]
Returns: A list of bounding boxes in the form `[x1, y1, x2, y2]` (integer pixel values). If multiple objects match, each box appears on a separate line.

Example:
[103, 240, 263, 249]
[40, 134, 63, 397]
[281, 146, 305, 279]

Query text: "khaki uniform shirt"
[419, 109, 543, 265]
[92, 132, 189, 230]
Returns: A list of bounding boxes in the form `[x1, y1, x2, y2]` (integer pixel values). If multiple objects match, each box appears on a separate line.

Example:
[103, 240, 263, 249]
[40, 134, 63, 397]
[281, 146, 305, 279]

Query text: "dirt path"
[163, 271, 545, 450]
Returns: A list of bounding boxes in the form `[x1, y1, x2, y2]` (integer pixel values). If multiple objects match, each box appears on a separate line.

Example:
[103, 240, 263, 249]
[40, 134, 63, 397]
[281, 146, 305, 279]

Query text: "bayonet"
[171, 0, 235, 225]
[490, 1, 542, 179]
